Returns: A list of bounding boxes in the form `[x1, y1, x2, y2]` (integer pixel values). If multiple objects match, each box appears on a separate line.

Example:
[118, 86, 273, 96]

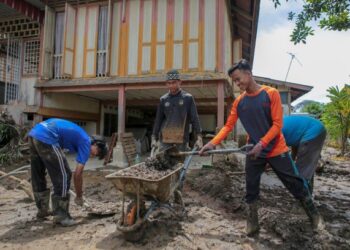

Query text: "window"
[53, 12, 64, 79]
[74, 121, 87, 127]
[27, 113, 34, 121]
[96, 6, 108, 77]
[23, 40, 40, 75]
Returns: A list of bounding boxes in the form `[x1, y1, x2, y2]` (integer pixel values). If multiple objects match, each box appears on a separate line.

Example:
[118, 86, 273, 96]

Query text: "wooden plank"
[38, 107, 99, 121]
[104, 132, 117, 165]
[122, 132, 134, 137]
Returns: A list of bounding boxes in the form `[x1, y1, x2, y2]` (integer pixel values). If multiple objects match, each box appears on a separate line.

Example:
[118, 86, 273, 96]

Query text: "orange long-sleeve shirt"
[211, 85, 288, 158]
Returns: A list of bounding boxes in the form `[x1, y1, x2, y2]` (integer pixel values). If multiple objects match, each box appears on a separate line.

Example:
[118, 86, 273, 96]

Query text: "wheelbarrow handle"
[176, 144, 254, 156]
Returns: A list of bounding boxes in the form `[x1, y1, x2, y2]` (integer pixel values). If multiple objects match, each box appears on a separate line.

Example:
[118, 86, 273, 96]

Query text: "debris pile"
[117, 163, 182, 180]
[145, 155, 172, 170]
[0, 111, 30, 166]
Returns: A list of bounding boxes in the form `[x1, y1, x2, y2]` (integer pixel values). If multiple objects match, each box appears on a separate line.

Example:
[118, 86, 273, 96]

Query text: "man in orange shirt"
[199, 59, 324, 236]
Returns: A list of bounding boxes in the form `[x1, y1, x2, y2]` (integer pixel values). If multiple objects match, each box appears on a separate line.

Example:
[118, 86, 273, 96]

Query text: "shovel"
[171, 144, 254, 156]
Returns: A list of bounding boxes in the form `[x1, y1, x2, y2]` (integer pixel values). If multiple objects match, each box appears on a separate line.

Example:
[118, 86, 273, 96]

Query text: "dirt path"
[0, 151, 349, 249]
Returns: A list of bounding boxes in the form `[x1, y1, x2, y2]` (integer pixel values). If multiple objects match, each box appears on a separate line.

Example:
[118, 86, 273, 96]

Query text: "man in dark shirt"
[152, 69, 203, 152]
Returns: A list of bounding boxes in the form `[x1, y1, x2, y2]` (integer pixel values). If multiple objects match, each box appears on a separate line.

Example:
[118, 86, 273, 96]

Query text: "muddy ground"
[0, 147, 349, 249]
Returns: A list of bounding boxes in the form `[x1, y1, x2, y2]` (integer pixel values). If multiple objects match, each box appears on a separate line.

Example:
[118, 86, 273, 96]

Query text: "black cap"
[166, 69, 180, 81]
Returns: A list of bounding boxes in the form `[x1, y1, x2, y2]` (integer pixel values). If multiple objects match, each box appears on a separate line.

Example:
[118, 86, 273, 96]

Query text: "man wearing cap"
[151, 69, 203, 153]
[28, 118, 107, 226]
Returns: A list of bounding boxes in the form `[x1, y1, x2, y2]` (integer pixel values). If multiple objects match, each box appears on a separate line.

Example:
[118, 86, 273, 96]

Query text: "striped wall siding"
[50, 0, 233, 79]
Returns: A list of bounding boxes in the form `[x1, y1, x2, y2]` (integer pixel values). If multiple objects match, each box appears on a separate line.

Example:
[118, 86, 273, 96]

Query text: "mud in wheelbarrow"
[105, 162, 185, 242]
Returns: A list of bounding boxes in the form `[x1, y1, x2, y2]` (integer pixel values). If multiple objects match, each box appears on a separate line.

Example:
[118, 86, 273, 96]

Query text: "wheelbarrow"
[105, 146, 198, 242]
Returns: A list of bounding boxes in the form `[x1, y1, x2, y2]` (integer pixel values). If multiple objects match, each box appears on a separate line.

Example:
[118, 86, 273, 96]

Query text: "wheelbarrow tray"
[105, 163, 183, 202]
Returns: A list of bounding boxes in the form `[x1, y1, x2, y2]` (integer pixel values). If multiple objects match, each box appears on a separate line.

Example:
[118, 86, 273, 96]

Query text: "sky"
[253, 0, 350, 105]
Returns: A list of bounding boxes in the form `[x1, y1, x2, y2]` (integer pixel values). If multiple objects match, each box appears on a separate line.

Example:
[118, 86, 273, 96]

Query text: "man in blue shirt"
[283, 115, 327, 193]
[28, 118, 106, 226]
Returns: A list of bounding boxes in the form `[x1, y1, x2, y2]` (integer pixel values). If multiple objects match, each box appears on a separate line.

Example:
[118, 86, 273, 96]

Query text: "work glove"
[198, 142, 215, 156]
[74, 196, 85, 207]
[151, 135, 159, 149]
[194, 135, 203, 149]
[248, 141, 264, 159]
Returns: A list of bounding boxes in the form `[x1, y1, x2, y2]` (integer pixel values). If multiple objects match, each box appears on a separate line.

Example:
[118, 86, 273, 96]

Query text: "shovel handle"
[177, 144, 254, 156]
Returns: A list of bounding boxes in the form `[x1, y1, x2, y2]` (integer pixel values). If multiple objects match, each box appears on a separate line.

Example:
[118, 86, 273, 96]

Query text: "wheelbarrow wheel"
[174, 190, 184, 207]
[121, 220, 147, 242]
[118, 201, 147, 242]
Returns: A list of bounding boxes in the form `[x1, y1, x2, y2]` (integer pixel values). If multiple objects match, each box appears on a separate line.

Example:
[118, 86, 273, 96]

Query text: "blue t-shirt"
[29, 118, 91, 165]
[282, 115, 326, 147]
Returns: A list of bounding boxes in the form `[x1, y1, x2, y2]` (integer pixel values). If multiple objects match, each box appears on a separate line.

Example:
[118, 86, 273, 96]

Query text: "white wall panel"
[189, 0, 199, 39]
[189, 42, 198, 69]
[142, 46, 151, 72]
[204, 0, 216, 70]
[86, 52, 95, 75]
[110, 2, 121, 75]
[143, 0, 152, 43]
[128, 0, 140, 75]
[84, 6, 99, 76]
[173, 44, 182, 69]
[156, 45, 165, 71]
[174, 0, 184, 41]
[74, 7, 86, 77]
[157, 0, 167, 42]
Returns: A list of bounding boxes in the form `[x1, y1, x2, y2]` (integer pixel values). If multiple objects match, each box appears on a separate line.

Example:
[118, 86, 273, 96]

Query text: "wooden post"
[118, 84, 126, 139]
[217, 81, 225, 128]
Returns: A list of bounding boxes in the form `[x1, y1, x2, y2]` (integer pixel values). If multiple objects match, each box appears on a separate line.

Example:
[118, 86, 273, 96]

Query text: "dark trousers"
[29, 137, 72, 197]
[294, 130, 327, 180]
[245, 152, 310, 203]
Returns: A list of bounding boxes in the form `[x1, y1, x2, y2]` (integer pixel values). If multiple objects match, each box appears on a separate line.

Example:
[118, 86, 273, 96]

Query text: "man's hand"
[151, 136, 159, 149]
[194, 135, 203, 149]
[74, 196, 84, 206]
[198, 142, 215, 156]
[248, 142, 264, 158]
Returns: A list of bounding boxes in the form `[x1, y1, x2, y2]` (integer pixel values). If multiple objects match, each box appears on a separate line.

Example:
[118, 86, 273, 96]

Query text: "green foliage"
[301, 101, 324, 118]
[272, 0, 350, 44]
[321, 85, 350, 155]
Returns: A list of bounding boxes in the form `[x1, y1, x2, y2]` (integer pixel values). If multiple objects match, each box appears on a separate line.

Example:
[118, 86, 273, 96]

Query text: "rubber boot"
[246, 201, 260, 236]
[34, 189, 52, 219]
[308, 175, 314, 195]
[300, 197, 325, 231]
[52, 194, 76, 227]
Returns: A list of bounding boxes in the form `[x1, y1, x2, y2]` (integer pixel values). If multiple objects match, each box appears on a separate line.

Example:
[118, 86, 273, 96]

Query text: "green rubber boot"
[52, 194, 76, 227]
[246, 201, 260, 236]
[34, 189, 52, 219]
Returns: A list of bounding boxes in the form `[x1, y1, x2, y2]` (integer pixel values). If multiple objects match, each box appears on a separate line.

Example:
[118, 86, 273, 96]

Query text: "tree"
[301, 101, 325, 118]
[272, 0, 350, 44]
[322, 85, 350, 155]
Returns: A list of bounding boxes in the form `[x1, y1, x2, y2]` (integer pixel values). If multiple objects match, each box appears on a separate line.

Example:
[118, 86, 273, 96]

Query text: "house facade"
[0, 0, 312, 161]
